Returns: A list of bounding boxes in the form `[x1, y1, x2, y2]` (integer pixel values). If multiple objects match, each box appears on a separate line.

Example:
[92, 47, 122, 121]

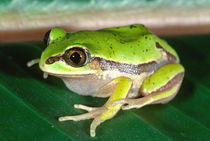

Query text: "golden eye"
[64, 47, 89, 67]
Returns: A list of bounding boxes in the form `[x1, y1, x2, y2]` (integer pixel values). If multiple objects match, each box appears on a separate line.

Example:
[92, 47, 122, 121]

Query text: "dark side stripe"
[92, 57, 166, 75]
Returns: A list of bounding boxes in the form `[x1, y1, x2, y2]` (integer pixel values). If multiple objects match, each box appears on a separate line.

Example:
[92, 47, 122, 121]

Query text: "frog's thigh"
[141, 63, 184, 103]
[121, 64, 184, 110]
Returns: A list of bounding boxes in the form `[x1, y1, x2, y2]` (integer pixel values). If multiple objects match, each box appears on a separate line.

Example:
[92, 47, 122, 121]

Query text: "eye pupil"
[70, 52, 81, 64]
[64, 47, 89, 67]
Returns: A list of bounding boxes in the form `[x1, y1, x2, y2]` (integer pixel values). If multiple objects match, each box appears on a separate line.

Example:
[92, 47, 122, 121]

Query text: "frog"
[27, 24, 184, 137]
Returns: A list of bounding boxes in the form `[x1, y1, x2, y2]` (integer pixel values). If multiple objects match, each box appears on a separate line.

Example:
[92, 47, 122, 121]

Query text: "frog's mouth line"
[47, 73, 87, 78]
[40, 66, 97, 78]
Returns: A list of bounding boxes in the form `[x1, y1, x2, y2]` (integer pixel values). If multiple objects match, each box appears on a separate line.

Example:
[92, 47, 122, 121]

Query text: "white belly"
[61, 74, 111, 96]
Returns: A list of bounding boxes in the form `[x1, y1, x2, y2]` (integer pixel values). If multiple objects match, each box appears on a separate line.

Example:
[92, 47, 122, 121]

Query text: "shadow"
[163, 36, 209, 84]
[171, 78, 195, 105]
[0, 43, 71, 90]
[0, 42, 43, 78]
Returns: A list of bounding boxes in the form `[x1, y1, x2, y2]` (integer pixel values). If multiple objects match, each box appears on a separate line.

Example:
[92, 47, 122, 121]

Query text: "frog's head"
[39, 27, 103, 77]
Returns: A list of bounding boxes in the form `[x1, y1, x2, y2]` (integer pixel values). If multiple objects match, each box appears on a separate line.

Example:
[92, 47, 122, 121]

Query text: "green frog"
[28, 24, 184, 137]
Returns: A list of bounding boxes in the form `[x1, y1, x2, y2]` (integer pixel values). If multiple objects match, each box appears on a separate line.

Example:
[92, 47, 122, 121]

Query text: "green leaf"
[0, 35, 210, 141]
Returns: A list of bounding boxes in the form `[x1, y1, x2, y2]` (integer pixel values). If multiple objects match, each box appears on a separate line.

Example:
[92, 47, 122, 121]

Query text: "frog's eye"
[43, 29, 51, 47]
[64, 47, 90, 67]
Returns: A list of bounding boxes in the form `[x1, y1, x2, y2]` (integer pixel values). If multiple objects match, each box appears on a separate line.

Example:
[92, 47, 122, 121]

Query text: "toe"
[74, 104, 81, 109]
[74, 104, 98, 112]
[58, 116, 77, 121]
[90, 117, 104, 137]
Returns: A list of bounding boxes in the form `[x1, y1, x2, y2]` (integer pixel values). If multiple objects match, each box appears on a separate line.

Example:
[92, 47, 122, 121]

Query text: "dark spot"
[145, 36, 148, 39]
[56, 38, 58, 41]
[110, 46, 113, 49]
[59, 36, 61, 38]
[152, 82, 155, 85]
[130, 25, 137, 29]
[113, 33, 117, 36]
[155, 42, 162, 49]
[149, 38, 151, 40]
[66, 36, 70, 39]
[146, 49, 148, 52]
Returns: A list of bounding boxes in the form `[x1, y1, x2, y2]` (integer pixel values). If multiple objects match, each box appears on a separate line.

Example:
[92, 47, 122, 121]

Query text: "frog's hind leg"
[113, 64, 184, 110]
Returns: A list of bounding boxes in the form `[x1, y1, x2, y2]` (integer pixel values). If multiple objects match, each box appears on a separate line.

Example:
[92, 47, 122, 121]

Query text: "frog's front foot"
[58, 104, 107, 137]
[27, 59, 40, 67]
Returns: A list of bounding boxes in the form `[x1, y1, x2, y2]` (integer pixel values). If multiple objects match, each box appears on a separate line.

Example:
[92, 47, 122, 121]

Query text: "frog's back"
[99, 24, 179, 64]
